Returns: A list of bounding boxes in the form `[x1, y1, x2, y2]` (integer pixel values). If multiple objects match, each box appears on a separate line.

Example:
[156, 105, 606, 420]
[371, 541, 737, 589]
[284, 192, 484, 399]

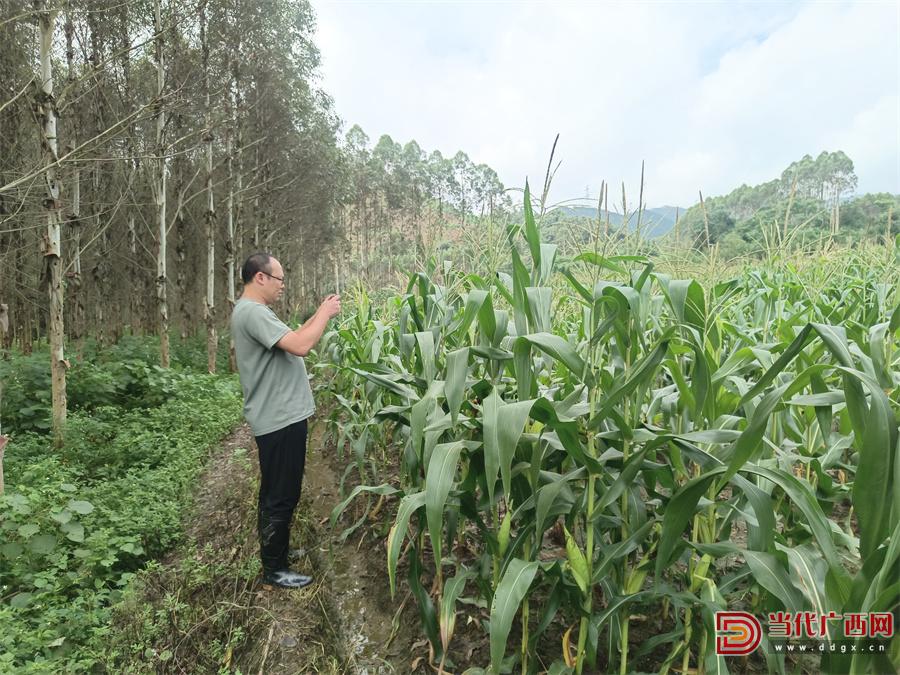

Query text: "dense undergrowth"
[0, 336, 242, 673]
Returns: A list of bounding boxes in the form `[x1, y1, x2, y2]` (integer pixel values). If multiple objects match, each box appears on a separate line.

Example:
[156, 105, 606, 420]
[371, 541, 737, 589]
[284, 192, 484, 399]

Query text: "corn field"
[323, 186, 900, 674]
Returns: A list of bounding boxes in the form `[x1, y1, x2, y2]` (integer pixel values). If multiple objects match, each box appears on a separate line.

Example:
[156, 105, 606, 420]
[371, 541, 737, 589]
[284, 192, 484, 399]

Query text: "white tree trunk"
[64, 13, 83, 342]
[201, 0, 216, 373]
[227, 46, 243, 373]
[37, 2, 67, 447]
[154, 0, 170, 367]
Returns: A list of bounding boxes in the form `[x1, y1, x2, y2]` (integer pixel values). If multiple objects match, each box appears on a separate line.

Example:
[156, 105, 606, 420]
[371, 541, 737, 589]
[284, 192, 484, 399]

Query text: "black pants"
[255, 419, 308, 574]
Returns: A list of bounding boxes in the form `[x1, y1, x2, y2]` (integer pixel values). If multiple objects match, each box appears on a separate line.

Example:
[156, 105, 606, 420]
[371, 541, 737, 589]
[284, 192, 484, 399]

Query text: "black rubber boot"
[259, 513, 312, 588]
[262, 569, 313, 589]
[259, 512, 289, 571]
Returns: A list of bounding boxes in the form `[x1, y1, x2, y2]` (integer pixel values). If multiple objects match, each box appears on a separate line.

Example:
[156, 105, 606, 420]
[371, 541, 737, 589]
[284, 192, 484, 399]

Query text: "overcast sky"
[312, 1, 899, 209]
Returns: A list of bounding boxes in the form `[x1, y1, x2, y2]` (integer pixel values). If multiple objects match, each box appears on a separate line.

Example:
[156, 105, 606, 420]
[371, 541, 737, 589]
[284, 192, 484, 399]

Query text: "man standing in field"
[231, 252, 341, 589]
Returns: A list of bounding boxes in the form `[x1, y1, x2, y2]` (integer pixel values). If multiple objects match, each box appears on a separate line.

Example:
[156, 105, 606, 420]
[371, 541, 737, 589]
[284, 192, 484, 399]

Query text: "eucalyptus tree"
[34, 0, 67, 446]
[200, 0, 217, 372]
[151, 0, 170, 366]
[62, 12, 84, 342]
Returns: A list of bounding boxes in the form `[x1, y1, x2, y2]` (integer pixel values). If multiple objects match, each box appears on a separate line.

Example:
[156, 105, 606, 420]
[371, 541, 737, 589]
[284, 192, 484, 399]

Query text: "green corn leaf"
[573, 251, 629, 275]
[811, 324, 868, 434]
[657, 464, 850, 600]
[859, 518, 900, 615]
[482, 388, 502, 505]
[519, 333, 589, 385]
[788, 391, 845, 406]
[743, 550, 806, 612]
[526, 287, 553, 333]
[587, 590, 654, 644]
[712, 346, 759, 384]
[719, 382, 791, 488]
[522, 181, 541, 273]
[530, 398, 603, 474]
[445, 348, 469, 424]
[489, 559, 539, 673]
[329, 483, 398, 529]
[538, 243, 558, 286]
[596, 443, 655, 512]
[676, 430, 741, 444]
[840, 365, 898, 560]
[590, 333, 672, 427]
[387, 491, 426, 598]
[513, 339, 535, 401]
[497, 400, 535, 498]
[348, 366, 415, 398]
[477, 290, 497, 342]
[600, 283, 642, 320]
[738, 324, 813, 405]
[889, 302, 900, 333]
[415, 331, 437, 383]
[534, 469, 583, 542]
[408, 543, 442, 658]
[782, 545, 830, 623]
[666, 279, 706, 332]
[470, 345, 514, 361]
[426, 441, 466, 577]
[411, 388, 438, 460]
[689, 339, 713, 421]
[454, 289, 488, 338]
[440, 568, 473, 651]
[494, 272, 515, 307]
[731, 474, 776, 552]
[593, 520, 655, 581]
[560, 267, 593, 303]
[868, 322, 892, 389]
[510, 246, 532, 337]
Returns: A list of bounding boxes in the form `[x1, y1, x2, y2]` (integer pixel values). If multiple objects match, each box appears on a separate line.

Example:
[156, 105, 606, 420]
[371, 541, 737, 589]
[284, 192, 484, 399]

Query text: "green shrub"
[0, 370, 242, 672]
[0, 334, 235, 434]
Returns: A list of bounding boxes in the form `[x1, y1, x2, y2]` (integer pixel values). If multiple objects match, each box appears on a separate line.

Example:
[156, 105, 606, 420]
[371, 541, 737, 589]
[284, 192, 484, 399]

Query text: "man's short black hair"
[241, 252, 273, 284]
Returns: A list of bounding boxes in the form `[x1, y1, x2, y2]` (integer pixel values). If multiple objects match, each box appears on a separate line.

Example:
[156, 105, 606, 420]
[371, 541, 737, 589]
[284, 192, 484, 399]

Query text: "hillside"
[675, 151, 899, 254]
[549, 204, 682, 238]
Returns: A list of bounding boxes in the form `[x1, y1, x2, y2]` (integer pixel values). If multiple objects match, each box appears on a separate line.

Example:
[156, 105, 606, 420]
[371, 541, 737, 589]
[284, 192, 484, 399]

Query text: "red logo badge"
[716, 611, 762, 655]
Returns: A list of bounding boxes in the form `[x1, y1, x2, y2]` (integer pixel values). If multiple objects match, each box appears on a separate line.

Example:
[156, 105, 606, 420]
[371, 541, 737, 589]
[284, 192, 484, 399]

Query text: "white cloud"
[313, 0, 899, 207]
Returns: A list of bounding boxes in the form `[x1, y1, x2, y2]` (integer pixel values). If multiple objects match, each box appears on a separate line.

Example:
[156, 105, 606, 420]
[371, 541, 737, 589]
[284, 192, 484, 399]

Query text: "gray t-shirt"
[231, 298, 316, 436]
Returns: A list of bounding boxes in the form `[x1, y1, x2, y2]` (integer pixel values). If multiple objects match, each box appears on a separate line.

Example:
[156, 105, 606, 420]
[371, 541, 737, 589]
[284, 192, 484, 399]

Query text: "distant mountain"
[548, 204, 683, 238]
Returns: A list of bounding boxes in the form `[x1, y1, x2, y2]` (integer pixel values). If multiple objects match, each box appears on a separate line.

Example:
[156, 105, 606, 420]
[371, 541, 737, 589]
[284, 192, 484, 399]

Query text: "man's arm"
[275, 294, 341, 357]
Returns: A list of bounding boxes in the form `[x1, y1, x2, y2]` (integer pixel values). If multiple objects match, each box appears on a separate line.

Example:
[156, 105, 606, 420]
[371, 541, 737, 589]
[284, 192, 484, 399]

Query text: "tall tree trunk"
[67, 161, 82, 340]
[201, 0, 216, 373]
[119, 2, 143, 333]
[173, 108, 189, 339]
[64, 13, 83, 344]
[226, 49, 241, 372]
[153, 0, 170, 367]
[36, 2, 67, 447]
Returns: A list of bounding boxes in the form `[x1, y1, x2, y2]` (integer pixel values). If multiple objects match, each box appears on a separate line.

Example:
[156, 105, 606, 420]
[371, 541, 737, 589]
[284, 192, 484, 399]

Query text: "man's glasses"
[261, 271, 284, 283]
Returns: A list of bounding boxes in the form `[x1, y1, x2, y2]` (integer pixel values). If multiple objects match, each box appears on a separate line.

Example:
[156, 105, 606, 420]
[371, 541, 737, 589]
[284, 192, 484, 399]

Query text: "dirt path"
[302, 432, 416, 673]
[112, 420, 422, 674]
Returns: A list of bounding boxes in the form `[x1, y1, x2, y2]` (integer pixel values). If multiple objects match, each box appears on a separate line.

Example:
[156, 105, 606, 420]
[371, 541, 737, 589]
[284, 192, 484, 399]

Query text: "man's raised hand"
[321, 294, 342, 319]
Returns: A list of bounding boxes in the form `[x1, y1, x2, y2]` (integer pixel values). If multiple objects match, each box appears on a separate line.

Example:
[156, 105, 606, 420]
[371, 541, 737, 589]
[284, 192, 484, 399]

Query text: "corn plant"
[327, 185, 900, 674]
